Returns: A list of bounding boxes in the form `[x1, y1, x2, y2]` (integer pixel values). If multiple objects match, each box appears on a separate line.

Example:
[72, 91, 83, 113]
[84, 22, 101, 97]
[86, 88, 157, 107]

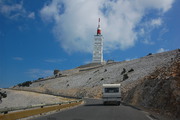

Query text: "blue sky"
[0, 0, 179, 88]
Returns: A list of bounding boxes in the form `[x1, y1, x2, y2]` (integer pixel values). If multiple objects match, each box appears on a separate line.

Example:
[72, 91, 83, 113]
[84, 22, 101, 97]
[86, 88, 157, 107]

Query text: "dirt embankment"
[122, 51, 180, 119]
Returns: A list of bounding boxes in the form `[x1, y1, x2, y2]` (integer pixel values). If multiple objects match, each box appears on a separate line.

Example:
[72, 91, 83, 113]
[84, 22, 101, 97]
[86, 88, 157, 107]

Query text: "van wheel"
[117, 101, 121, 106]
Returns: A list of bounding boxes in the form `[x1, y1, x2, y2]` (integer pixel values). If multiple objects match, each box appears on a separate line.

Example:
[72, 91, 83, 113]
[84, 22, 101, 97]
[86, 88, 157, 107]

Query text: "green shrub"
[18, 81, 32, 87]
[121, 68, 126, 75]
[38, 77, 44, 80]
[54, 69, 60, 75]
[0, 91, 7, 98]
[128, 68, 134, 73]
[147, 53, 152, 56]
[123, 74, 129, 81]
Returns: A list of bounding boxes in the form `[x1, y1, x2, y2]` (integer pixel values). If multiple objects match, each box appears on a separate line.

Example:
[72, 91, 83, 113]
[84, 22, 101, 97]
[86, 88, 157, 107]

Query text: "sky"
[0, 0, 179, 88]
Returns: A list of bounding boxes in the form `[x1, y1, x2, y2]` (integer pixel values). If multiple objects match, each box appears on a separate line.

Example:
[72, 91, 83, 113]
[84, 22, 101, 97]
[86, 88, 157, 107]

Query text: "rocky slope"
[123, 51, 180, 119]
[12, 49, 180, 118]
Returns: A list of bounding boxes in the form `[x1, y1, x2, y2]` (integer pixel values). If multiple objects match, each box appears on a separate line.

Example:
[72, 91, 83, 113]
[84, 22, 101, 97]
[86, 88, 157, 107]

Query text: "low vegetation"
[147, 53, 152, 56]
[121, 68, 126, 75]
[54, 69, 62, 77]
[18, 81, 32, 87]
[123, 74, 129, 81]
[128, 68, 134, 73]
[0, 89, 7, 103]
[54, 69, 60, 75]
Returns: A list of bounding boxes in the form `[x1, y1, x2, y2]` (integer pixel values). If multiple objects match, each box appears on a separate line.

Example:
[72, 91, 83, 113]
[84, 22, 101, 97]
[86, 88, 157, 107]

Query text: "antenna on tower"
[97, 18, 101, 35]
[98, 18, 100, 27]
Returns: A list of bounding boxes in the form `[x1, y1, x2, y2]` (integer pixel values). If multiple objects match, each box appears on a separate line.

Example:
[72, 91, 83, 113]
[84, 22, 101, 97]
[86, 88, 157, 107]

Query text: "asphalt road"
[31, 99, 152, 120]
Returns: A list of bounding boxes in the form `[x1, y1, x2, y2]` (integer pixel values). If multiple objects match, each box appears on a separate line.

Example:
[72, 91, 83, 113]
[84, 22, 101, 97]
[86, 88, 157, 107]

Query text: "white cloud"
[0, 1, 25, 19]
[40, 0, 174, 53]
[134, 0, 174, 13]
[158, 28, 169, 40]
[139, 28, 145, 36]
[27, 69, 53, 78]
[138, 17, 163, 45]
[28, 12, 35, 19]
[150, 18, 163, 27]
[13, 57, 24, 61]
[143, 39, 155, 45]
[0, 1, 35, 19]
[157, 48, 169, 53]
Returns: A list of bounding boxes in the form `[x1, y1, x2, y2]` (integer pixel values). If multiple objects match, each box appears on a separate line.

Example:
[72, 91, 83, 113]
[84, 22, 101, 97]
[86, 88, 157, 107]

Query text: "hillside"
[123, 50, 180, 118]
[12, 49, 180, 118]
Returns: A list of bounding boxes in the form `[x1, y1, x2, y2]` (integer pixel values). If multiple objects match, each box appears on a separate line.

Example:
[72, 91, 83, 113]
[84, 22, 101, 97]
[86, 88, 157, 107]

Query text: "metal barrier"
[0, 100, 82, 114]
[0, 100, 83, 120]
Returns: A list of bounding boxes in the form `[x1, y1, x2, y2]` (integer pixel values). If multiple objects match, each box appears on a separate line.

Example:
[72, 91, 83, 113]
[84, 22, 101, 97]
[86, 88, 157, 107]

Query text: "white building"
[92, 18, 103, 63]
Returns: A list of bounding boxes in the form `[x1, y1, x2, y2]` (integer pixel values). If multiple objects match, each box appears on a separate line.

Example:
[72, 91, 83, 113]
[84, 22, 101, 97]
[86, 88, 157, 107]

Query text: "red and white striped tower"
[92, 18, 103, 63]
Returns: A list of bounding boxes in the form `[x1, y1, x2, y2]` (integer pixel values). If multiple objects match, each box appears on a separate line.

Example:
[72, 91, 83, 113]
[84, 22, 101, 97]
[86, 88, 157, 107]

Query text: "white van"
[102, 84, 121, 105]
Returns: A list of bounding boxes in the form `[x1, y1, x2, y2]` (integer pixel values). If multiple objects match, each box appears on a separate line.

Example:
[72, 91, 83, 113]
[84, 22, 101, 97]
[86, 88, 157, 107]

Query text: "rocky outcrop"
[53, 69, 62, 77]
[0, 89, 7, 104]
[122, 50, 180, 118]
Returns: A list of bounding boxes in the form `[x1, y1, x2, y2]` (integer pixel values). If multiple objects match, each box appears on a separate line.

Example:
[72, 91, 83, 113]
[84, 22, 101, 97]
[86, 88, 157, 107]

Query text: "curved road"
[31, 99, 152, 120]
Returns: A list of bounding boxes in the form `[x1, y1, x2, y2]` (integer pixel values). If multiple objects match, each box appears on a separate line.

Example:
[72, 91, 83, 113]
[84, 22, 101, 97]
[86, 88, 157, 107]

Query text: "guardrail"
[0, 100, 83, 120]
[0, 99, 82, 114]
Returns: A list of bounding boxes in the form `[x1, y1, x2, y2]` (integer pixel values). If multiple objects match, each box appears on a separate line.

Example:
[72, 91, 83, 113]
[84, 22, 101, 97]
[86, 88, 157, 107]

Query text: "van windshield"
[105, 88, 119, 93]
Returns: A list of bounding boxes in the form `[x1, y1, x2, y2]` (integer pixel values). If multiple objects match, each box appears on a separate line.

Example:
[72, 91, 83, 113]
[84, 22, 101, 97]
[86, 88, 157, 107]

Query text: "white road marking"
[146, 115, 154, 120]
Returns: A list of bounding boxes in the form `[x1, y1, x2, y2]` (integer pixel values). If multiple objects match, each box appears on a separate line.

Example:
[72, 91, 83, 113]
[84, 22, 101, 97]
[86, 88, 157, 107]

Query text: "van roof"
[103, 84, 121, 87]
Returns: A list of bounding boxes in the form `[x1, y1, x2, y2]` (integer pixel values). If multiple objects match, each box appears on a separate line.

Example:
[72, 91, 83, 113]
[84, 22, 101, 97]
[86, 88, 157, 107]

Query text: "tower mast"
[97, 18, 101, 35]
[92, 18, 103, 63]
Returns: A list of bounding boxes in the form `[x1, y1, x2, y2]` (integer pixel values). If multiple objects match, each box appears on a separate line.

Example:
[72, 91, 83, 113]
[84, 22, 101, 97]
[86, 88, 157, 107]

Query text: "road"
[31, 98, 152, 120]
